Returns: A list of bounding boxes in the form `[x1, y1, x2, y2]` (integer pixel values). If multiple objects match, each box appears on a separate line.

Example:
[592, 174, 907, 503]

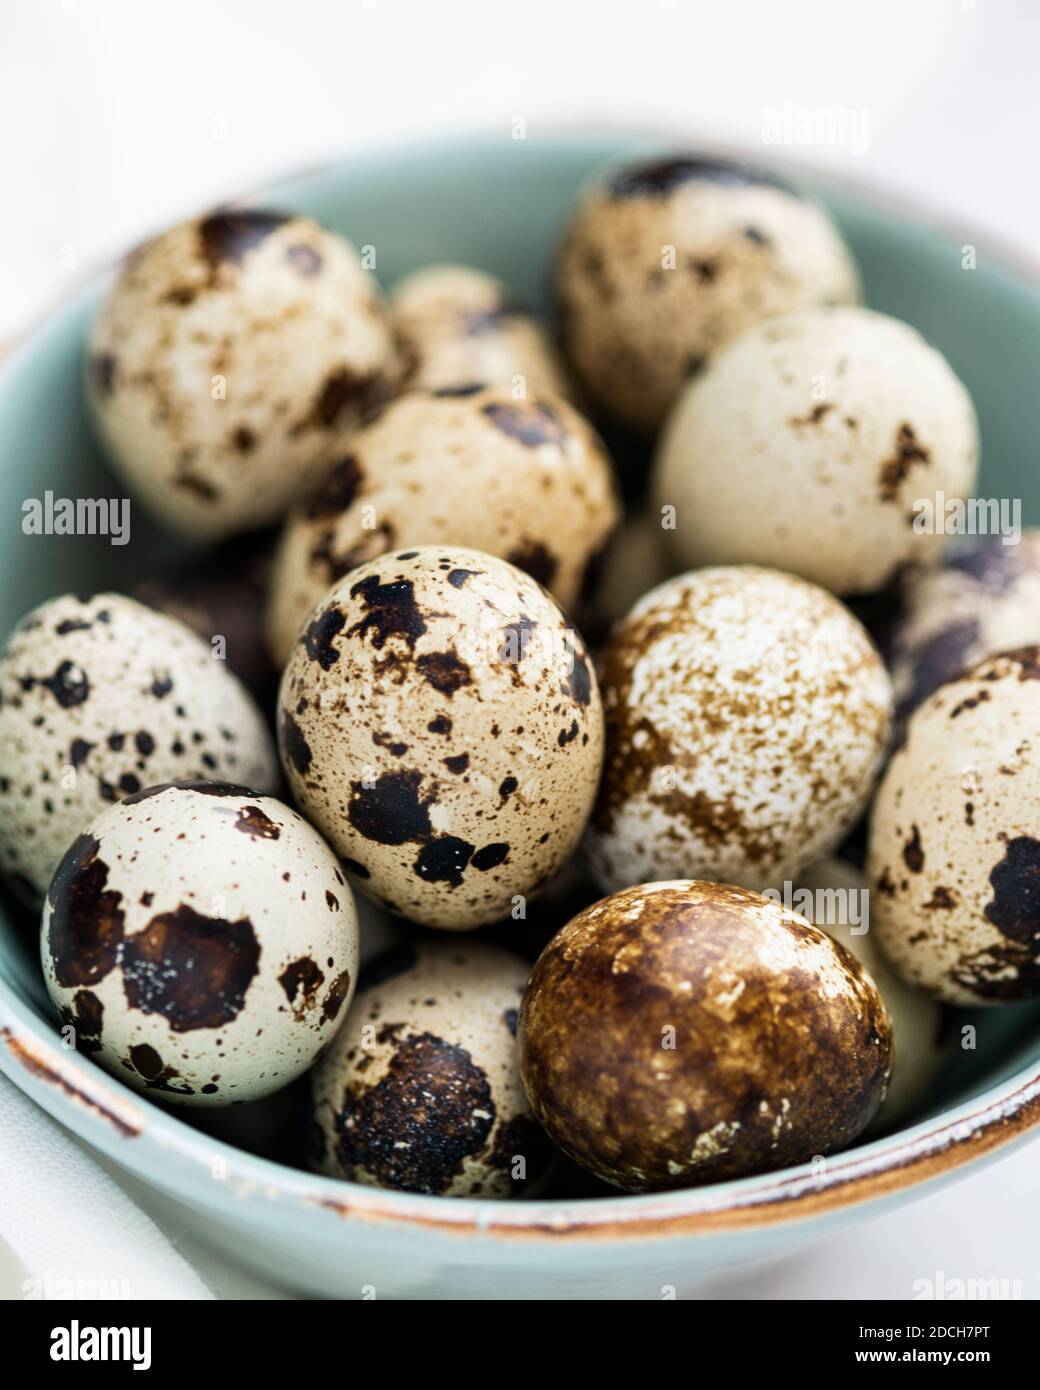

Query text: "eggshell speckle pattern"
[0, 594, 278, 903]
[278, 547, 604, 929]
[390, 264, 573, 399]
[518, 880, 892, 1191]
[308, 941, 551, 1196]
[793, 857, 944, 1128]
[653, 307, 979, 594]
[40, 781, 359, 1105]
[879, 533, 1040, 730]
[555, 154, 859, 433]
[266, 384, 619, 664]
[88, 210, 396, 539]
[869, 646, 1040, 1004]
[586, 567, 892, 892]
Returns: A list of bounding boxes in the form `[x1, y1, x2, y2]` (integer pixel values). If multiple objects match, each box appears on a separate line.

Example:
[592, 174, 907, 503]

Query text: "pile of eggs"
[4, 150, 1035, 1203]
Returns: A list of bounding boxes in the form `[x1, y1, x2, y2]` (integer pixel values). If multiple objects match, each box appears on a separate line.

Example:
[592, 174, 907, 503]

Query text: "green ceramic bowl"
[2, 134, 1040, 1300]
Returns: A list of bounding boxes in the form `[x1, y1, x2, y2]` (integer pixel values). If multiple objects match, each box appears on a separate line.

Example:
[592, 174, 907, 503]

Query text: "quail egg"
[0, 594, 278, 903]
[792, 857, 944, 1128]
[518, 879, 892, 1191]
[653, 307, 979, 594]
[266, 385, 619, 664]
[41, 781, 359, 1104]
[87, 209, 397, 540]
[869, 645, 1040, 1004]
[307, 941, 552, 1196]
[585, 566, 892, 892]
[391, 264, 573, 399]
[555, 153, 859, 434]
[277, 546, 604, 929]
[879, 533, 1040, 729]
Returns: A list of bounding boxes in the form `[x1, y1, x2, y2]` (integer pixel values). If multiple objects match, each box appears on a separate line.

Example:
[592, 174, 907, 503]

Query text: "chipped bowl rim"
[2, 129, 1040, 1244]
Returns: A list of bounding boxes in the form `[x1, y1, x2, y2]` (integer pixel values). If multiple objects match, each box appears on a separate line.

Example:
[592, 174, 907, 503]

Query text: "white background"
[3, 0, 1038, 338]
[0, 0, 1037, 1299]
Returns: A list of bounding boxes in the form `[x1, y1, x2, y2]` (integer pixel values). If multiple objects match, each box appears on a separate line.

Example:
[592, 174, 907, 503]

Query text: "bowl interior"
[2, 133, 1040, 1205]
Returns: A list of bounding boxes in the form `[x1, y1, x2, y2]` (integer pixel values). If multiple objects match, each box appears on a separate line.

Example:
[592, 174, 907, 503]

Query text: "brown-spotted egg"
[307, 941, 552, 1196]
[0, 594, 278, 904]
[878, 532, 1040, 731]
[266, 385, 619, 664]
[585, 566, 892, 892]
[390, 264, 574, 399]
[869, 645, 1040, 1004]
[555, 153, 859, 434]
[653, 307, 979, 594]
[87, 209, 397, 539]
[277, 546, 604, 929]
[41, 781, 358, 1104]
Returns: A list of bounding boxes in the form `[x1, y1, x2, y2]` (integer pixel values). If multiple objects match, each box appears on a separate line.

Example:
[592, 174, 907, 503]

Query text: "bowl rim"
[3, 985, 1040, 1242]
[2, 129, 1040, 1244]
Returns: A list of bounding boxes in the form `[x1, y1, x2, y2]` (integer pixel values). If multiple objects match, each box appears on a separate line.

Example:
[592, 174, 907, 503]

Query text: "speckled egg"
[277, 546, 604, 929]
[554, 153, 859, 434]
[87, 209, 397, 540]
[793, 857, 944, 1128]
[0, 594, 278, 904]
[585, 567, 892, 892]
[518, 880, 892, 1191]
[307, 941, 551, 1196]
[869, 645, 1040, 1004]
[40, 781, 359, 1105]
[266, 385, 619, 664]
[390, 264, 573, 399]
[879, 533, 1040, 729]
[653, 307, 979, 594]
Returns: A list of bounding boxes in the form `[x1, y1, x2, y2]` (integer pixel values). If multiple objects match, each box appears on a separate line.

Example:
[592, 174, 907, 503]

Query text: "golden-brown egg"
[518, 879, 892, 1191]
[793, 857, 945, 1128]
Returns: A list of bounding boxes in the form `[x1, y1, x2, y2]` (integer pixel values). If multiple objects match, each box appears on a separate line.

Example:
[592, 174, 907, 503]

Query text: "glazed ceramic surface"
[2, 134, 1040, 1300]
